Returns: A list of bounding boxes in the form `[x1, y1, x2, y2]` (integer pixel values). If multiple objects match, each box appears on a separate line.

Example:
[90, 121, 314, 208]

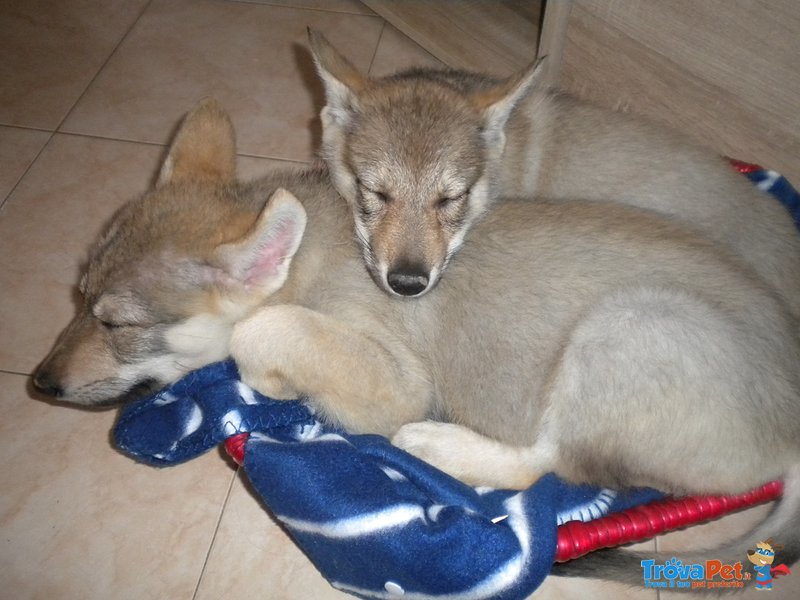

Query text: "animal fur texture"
[34, 101, 800, 585]
[308, 29, 800, 317]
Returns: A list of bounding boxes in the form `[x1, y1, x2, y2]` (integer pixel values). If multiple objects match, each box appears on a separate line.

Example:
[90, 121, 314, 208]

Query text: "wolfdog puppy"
[308, 29, 800, 314]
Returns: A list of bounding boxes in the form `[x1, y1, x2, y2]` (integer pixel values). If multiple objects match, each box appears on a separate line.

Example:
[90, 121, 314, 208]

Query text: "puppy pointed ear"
[307, 28, 368, 126]
[472, 57, 547, 150]
[213, 188, 307, 296]
[157, 99, 237, 187]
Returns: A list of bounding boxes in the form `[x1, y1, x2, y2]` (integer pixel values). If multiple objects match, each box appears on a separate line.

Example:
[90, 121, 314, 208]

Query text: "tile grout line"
[0, 123, 55, 134]
[33, 127, 313, 165]
[224, 0, 377, 17]
[366, 20, 387, 76]
[237, 152, 308, 165]
[0, 131, 54, 213]
[0, 368, 31, 377]
[54, 0, 154, 136]
[192, 467, 240, 600]
[3, 126, 314, 166]
[51, 129, 168, 149]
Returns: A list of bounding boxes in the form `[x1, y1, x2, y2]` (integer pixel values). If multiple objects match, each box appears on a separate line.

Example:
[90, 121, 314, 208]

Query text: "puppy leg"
[393, 421, 552, 489]
[230, 304, 432, 437]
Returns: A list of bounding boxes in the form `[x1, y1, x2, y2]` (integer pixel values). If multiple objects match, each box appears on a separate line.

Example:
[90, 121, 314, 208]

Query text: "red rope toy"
[554, 480, 782, 562]
[729, 158, 763, 174]
[224, 432, 782, 562]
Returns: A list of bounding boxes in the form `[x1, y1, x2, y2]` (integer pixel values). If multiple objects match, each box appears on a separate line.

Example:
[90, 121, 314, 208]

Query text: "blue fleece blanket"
[744, 167, 800, 228]
[115, 361, 662, 599]
[114, 167, 799, 600]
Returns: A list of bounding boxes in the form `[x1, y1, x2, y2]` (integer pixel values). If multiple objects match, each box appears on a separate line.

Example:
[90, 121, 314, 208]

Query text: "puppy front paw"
[239, 368, 300, 401]
[394, 422, 543, 490]
[392, 421, 477, 480]
[229, 306, 302, 400]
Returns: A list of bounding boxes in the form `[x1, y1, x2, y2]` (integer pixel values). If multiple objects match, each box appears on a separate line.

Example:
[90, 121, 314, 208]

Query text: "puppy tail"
[551, 464, 800, 590]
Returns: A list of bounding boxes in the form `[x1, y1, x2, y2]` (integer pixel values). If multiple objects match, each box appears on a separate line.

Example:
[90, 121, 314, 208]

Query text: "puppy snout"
[32, 369, 64, 398]
[387, 264, 430, 297]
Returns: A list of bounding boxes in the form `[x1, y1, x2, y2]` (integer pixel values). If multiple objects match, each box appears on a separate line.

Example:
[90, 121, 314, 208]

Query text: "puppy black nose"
[387, 266, 429, 296]
[32, 372, 64, 398]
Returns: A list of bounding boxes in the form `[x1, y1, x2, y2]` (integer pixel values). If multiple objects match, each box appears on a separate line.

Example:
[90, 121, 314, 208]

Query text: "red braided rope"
[728, 158, 763, 174]
[554, 480, 783, 562]
[224, 432, 248, 466]
[224, 433, 782, 563]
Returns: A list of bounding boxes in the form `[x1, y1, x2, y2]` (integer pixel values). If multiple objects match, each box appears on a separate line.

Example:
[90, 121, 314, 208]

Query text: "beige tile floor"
[0, 1, 794, 599]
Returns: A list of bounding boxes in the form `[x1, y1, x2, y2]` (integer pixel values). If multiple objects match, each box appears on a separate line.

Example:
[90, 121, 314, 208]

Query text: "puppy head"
[33, 100, 306, 406]
[308, 28, 543, 296]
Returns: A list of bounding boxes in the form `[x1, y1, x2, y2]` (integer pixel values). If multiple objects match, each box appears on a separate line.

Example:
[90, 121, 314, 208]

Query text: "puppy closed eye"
[92, 292, 154, 330]
[93, 308, 146, 330]
[98, 318, 139, 331]
[371, 190, 389, 204]
[356, 178, 390, 204]
[437, 189, 470, 210]
[355, 182, 392, 222]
